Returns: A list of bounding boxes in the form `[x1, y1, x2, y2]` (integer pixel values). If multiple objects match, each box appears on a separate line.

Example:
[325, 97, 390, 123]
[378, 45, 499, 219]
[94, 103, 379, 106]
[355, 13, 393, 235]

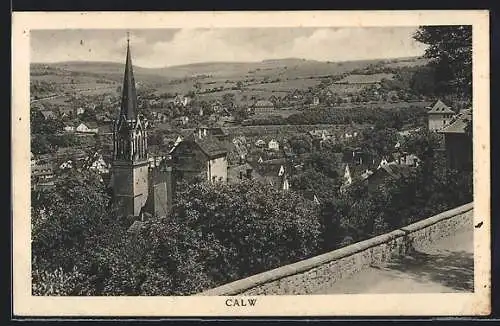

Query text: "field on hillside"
[248, 78, 321, 92]
[335, 73, 395, 84]
[332, 100, 432, 110]
[31, 56, 429, 103]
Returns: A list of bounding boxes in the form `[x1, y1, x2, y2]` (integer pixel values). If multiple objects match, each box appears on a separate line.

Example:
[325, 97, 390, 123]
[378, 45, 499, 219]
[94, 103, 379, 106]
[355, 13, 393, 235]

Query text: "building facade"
[427, 99, 456, 131]
[253, 100, 275, 115]
[170, 130, 228, 183]
[439, 109, 473, 172]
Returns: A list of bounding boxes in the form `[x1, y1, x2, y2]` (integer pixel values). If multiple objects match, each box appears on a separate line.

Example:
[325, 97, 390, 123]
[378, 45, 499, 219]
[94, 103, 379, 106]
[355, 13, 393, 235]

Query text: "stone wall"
[199, 202, 473, 296]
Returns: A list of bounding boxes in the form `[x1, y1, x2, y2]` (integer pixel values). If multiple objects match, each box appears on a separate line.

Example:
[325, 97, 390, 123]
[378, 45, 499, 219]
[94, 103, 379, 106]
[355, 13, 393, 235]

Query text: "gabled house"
[173, 94, 191, 107]
[96, 113, 113, 123]
[40, 110, 57, 120]
[75, 107, 86, 116]
[170, 132, 228, 183]
[76, 122, 99, 134]
[175, 116, 189, 126]
[427, 99, 455, 131]
[365, 161, 413, 190]
[268, 139, 280, 151]
[58, 107, 74, 119]
[227, 162, 264, 184]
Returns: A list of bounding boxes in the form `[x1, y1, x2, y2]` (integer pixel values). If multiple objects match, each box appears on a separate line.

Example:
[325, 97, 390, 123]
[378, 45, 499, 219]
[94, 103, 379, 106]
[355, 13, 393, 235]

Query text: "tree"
[31, 169, 114, 273]
[222, 93, 235, 109]
[170, 180, 322, 283]
[413, 26, 472, 100]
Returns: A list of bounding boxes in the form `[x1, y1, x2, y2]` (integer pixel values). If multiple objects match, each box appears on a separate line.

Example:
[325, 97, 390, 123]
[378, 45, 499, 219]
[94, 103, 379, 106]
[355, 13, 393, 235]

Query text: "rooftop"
[440, 109, 472, 134]
[427, 99, 455, 114]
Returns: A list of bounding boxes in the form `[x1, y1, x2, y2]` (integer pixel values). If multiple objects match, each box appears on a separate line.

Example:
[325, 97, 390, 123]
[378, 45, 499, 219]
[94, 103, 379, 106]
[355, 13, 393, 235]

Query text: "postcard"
[12, 10, 490, 317]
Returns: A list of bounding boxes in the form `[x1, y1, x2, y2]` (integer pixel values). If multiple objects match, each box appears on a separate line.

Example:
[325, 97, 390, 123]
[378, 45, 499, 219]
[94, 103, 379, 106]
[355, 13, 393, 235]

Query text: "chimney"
[239, 170, 243, 180]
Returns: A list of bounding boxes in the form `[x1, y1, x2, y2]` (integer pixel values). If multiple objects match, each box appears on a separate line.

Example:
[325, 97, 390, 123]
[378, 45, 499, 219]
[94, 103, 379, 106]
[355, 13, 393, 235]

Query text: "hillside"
[32, 56, 427, 81]
[30, 56, 429, 103]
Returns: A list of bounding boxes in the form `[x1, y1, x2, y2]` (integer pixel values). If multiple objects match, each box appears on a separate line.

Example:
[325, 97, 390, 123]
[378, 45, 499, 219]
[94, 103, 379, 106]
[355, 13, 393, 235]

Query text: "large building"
[427, 99, 456, 131]
[111, 37, 173, 220]
[253, 100, 275, 115]
[170, 127, 229, 183]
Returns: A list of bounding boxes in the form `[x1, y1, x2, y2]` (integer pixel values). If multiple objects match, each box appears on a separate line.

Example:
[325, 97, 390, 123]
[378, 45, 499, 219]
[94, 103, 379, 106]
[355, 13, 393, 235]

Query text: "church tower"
[112, 35, 149, 218]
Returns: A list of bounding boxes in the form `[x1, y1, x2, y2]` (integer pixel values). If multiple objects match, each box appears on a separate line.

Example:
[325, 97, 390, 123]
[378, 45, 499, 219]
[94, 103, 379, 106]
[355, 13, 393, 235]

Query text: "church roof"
[427, 99, 454, 114]
[119, 39, 138, 120]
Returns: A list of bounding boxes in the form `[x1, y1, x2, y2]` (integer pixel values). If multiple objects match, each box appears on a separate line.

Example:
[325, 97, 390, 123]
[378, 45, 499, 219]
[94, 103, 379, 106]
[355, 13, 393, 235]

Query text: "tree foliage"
[413, 25, 472, 99]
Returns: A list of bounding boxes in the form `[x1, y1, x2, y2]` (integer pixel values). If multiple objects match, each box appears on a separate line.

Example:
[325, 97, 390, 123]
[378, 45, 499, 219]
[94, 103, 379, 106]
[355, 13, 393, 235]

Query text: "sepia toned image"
[12, 11, 490, 317]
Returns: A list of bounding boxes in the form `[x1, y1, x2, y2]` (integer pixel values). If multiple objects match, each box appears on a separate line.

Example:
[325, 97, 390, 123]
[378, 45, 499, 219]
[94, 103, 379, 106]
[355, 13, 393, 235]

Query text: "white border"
[12, 10, 491, 316]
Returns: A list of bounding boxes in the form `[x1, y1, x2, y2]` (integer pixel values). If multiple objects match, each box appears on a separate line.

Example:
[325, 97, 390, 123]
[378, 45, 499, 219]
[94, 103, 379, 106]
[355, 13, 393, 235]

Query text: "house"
[217, 115, 236, 126]
[312, 96, 320, 106]
[321, 89, 334, 99]
[308, 129, 335, 150]
[58, 107, 74, 119]
[212, 100, 224, 113]
[31, 163, 55, 190]
[63, 124, 75, 132]
[110, 39, 175, 219]
[75, 107, 86, 116]
[427, 99, 456, 131]
[174, 95, 191, 107]
[252, 161, 291, 192]
[96, 113, 113, 123]
[439, 109, 473, 171]
[40, 110, 57, 120]
[365, 161, 413, 190]
[196, 125, 229, 142]
[176, 116, 189, 126]
[59, 160, 73, 170]
[253, 100, 275, 115]
[255, 139, 266, 148]
[227, 162, 264, 184]
[291, 89, 302, 100]
[268, 139, 280, 151]
[84, 152, 109, 174]
[268, 95, 279, 106]
[170, 132, 228, 183]
[76, 122, 99, 134]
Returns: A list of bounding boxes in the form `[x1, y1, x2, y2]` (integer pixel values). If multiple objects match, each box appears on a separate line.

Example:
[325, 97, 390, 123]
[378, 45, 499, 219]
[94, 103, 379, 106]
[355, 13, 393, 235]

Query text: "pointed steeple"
[120, 33, 138, 120]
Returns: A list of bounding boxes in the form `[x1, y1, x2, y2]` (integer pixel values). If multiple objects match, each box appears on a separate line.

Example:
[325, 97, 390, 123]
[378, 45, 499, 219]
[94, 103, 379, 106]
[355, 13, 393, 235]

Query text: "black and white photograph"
[12, 11, 490, 316]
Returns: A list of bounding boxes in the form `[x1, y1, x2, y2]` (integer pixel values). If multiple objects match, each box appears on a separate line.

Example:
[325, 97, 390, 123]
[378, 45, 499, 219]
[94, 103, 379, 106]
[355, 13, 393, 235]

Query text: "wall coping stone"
[198, 202, 473, 296]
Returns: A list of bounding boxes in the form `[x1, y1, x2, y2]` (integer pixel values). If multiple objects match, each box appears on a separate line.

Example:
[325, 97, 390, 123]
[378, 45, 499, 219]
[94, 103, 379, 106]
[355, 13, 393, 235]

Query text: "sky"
[31, 27, 428, 68]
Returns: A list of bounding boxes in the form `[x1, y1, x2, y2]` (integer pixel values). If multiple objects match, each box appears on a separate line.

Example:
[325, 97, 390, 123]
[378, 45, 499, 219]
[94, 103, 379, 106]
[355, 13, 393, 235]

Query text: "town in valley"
[30, 26, 474, 296]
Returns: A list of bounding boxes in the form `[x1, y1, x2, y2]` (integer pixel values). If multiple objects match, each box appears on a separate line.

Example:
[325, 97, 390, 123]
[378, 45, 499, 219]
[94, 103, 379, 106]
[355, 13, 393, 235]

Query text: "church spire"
[120, 32, 138, 120]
